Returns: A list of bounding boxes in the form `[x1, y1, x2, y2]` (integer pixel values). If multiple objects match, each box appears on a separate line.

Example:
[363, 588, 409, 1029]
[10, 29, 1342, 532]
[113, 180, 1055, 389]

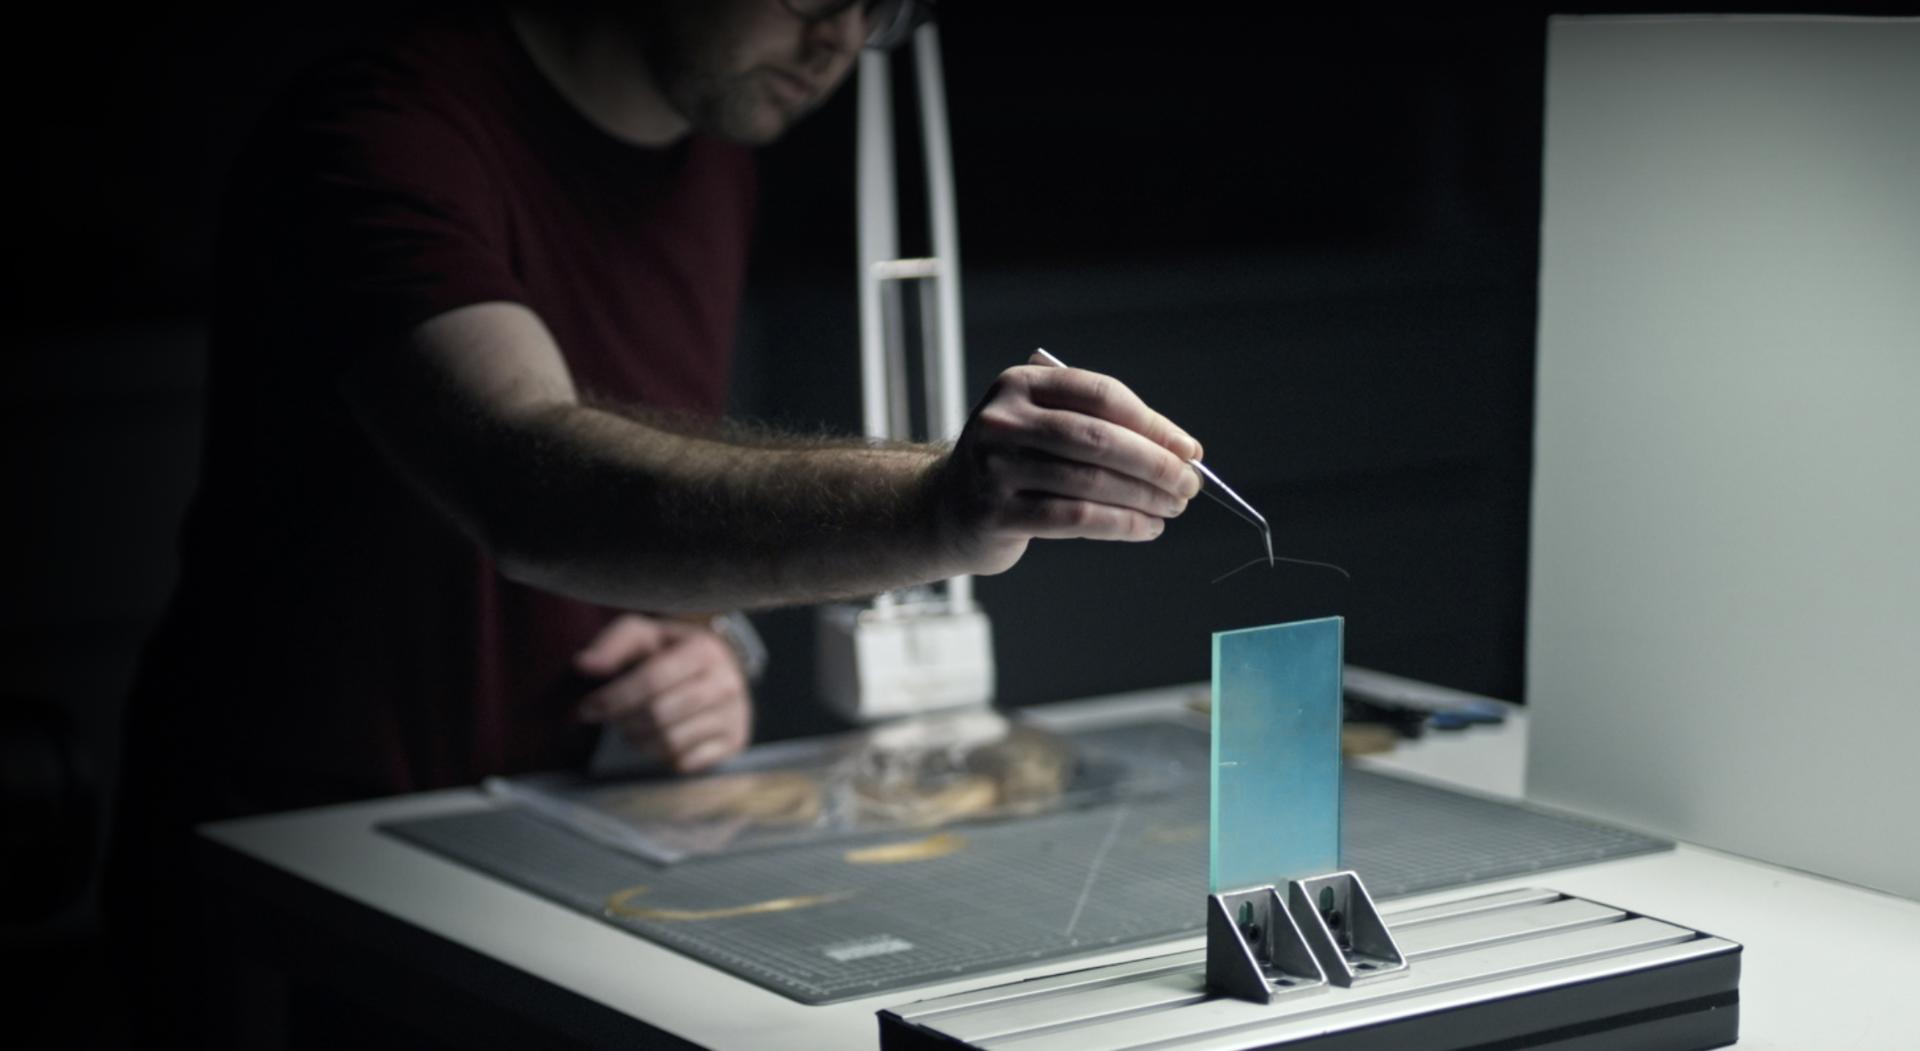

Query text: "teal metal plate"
[1210, 617, 1344, 892]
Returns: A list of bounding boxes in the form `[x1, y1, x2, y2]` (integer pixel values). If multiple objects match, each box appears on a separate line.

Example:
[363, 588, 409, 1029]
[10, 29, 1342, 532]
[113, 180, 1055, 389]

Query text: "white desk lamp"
[815, 24, 997, 725]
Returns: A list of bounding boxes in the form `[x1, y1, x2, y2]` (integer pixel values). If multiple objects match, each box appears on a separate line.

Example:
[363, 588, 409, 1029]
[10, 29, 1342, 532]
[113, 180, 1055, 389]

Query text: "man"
[108, 0, 1201, 1038]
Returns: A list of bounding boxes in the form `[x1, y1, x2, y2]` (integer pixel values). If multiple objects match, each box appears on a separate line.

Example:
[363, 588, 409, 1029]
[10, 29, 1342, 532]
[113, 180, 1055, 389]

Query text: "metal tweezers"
[1033, 349, 1273, 567]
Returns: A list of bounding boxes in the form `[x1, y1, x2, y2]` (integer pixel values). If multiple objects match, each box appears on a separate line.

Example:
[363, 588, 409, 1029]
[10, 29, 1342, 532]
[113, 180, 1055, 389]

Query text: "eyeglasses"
[779, 0, 937, 52]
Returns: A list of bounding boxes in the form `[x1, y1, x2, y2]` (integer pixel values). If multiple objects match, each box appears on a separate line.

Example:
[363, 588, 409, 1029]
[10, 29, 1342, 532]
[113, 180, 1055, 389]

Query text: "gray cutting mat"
[384, 730, 1669, 1004]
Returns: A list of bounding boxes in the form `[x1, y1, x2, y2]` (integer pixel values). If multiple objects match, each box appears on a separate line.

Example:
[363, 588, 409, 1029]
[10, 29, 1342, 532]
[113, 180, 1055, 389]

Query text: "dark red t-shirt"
[119, 7, 757, 827]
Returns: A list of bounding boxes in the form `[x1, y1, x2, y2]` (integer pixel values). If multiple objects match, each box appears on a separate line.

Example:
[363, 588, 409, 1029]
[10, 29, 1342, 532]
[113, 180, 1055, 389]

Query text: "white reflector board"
[1527, 16, 1920, 899]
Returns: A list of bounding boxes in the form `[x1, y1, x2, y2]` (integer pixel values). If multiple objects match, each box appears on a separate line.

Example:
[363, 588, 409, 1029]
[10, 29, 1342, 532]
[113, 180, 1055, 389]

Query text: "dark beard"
[630, 0, 820, 145]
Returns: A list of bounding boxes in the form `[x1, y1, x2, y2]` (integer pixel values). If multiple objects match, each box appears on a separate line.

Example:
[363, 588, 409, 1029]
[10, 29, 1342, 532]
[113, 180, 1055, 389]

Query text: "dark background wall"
[4, 5, 1548, 1042]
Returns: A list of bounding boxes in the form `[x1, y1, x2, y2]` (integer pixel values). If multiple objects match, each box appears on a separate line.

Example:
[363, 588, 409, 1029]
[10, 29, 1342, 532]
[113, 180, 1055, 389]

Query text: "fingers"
[1018, 360, 1204, 463]
[572, 613, 667, 678]
[575, 627, 753, 772]
[990, 450, 1189, 518]
[615, 669, 752, 773]
[996, 493, 1167, 541]
[647, 685, 751, 771]
[999, 406, 1201, 502]
[577, 631, 713, 722]
[977, 367, 1203, 503]
[940, 358, 1210, 570]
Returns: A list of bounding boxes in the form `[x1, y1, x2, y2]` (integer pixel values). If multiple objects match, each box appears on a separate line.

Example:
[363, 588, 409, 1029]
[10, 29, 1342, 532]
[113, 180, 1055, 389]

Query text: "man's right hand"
[347, 305, 1207, 610]
[933, 352, 1204, 577]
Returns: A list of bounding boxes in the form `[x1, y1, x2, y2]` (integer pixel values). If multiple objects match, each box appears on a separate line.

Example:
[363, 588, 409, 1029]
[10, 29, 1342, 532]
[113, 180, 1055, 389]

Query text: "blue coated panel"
[1210, 617, 1343, 892]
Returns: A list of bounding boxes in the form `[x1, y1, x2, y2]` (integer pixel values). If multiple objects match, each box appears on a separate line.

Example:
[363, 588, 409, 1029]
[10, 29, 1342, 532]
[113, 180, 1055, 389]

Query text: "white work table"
[201, 685, 1920, 1049]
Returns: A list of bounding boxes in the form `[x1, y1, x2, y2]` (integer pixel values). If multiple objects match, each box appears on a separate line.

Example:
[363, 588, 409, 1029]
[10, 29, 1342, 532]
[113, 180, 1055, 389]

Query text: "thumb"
[573, 614, 666, 676]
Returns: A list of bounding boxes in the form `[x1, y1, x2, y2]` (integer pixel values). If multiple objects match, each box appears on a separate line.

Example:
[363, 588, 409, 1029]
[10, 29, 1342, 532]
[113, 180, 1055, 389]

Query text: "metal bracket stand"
[1206, 886, 1326, 1003]
[880, 616, 1740, 1049]
[1209, 870, 1407, 1003]
[1290, 871, 1408, 986]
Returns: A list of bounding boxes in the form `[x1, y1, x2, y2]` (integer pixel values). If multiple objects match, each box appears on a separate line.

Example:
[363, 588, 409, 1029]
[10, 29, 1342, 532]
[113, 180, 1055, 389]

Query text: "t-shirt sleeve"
[236, 62, 529, 366]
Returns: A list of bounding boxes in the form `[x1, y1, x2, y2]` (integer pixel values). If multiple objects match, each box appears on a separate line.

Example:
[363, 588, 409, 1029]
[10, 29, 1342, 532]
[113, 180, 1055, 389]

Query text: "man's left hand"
[574, 614, 752, 772]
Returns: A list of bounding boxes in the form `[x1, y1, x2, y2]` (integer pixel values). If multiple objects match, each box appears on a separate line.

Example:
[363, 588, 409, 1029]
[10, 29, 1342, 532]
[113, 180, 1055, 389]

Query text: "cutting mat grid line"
[385, 737, 1670, 1004]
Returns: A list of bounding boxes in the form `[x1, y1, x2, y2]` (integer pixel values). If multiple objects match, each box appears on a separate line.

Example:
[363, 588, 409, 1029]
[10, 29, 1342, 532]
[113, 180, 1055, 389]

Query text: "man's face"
[638, 0, 868, 145]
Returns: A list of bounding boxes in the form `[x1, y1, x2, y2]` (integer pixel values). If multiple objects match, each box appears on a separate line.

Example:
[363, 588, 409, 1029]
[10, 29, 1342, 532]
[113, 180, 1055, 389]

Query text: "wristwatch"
[706, 611, 769, 683]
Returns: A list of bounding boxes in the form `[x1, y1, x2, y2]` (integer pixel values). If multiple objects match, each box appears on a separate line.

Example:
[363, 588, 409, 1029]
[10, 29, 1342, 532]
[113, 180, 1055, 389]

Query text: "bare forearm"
[348, 305, 1203, 614]
[481, 404, 961, 611]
